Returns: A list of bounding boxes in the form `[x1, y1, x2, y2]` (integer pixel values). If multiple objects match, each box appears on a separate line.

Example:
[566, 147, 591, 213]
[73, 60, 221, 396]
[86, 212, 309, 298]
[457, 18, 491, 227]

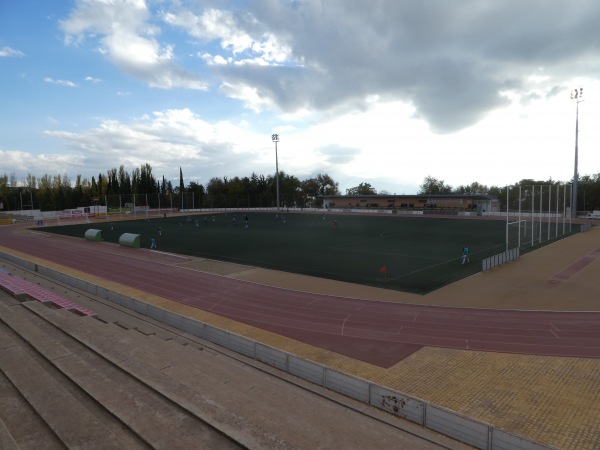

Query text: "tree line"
[1, 166, 599, 212]
[416, 175, 600, 212]
[0, 165, 341, 212]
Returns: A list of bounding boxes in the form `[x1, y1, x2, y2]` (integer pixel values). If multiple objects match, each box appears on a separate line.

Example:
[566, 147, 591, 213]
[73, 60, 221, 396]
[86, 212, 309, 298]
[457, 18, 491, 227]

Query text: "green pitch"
[39, 212, 565, 294]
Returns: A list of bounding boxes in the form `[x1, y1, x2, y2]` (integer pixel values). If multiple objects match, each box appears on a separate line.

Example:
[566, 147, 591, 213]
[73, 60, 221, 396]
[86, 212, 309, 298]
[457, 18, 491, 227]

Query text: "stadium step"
[0, 304, 136, 449]
[25, 299, 353, 449]
[0, 415, 19, 450]
[1, 277, 473, 449]
[2, 301, 240, 449]
[0, 333, 63, 450]
[82, 299, 191, 343]
[37, 306, 176, 372]
[20, 301, 254, 448]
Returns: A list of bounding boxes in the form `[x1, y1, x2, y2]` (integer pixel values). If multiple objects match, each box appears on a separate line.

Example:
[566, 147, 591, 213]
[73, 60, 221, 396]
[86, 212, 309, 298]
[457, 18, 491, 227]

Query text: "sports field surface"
[41, 212, 530, 294]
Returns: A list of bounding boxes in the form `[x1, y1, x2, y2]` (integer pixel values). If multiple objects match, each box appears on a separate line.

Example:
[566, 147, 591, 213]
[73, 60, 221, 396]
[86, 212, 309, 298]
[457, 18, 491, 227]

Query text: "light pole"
[271, 133, 280, 211]
[571, 88, 583, 218]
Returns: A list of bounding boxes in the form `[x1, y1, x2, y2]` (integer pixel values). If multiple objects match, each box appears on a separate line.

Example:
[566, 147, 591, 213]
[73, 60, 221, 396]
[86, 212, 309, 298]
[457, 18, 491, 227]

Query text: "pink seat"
[0, 273, 96, 316]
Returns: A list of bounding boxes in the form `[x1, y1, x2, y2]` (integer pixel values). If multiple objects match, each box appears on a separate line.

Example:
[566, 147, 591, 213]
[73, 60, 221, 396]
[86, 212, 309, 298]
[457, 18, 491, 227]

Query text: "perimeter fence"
[100, 192, 315, 217]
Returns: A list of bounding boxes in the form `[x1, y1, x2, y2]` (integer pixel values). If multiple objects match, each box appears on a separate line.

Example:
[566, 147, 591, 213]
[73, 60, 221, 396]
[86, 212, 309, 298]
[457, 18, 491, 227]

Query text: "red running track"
[2, 228, 600, 368]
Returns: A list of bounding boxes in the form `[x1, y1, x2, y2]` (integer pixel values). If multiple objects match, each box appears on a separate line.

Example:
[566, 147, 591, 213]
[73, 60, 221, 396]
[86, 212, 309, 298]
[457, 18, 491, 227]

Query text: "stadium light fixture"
[271, 133, 280, 211]
[570, 88, 583, 218]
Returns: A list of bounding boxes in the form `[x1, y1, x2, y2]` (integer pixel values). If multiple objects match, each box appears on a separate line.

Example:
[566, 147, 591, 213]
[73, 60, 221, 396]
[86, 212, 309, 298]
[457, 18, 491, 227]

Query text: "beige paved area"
[226, 225, 600, 450]
[2, 221, 600, 449]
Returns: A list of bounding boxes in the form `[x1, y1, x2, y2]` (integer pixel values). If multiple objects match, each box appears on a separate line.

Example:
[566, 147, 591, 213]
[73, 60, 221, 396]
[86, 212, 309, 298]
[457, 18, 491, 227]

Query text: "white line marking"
[150, 249, 189, 259]
[341, 314, 350, 335]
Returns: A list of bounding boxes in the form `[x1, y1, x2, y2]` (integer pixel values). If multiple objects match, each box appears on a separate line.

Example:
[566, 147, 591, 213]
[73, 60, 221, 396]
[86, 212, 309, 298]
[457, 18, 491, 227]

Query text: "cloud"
[41, 108, 272, 183]
[0, 46, 25, 57]
[85, 76, 102, 83]
[161, 0, 600, 133]
[60, 0, 207, 90]
[44, 77, 78, 87]
[162, 8, 290, 63]
[0, 148, 85, 177]
[39, 0, 600, 193]
[58, 0, 600, 133]
[316, 145, 360, 166]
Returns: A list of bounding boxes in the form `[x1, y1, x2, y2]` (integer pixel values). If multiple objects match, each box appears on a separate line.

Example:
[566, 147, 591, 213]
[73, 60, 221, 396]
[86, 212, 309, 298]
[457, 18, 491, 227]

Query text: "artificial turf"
[39, 211, 572, 294]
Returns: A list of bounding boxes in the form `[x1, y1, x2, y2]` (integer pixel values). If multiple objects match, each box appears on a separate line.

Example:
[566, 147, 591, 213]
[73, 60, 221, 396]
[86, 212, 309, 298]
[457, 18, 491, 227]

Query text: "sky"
[1, 0, 599, 195]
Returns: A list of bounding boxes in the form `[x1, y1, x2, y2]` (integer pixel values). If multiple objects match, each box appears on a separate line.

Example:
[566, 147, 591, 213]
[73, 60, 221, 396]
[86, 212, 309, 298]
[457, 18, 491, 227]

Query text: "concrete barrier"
[427, 404, 489, 449]
[372, 385, 423, 424]
[288, 356, 325, 385]
[482, 248, 519, 271]
[256, 343, 287, 371]
[325, 370, 369, 403]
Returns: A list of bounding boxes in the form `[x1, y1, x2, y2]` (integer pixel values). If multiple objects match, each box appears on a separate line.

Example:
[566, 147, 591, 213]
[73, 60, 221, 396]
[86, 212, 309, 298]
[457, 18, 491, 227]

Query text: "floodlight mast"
[271, 133, 280, 211]
[571, 88, 583, 218]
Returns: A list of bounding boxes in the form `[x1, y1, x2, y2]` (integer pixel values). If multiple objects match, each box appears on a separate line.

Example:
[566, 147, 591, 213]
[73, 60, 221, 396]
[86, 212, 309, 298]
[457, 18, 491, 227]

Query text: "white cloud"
[219, 81, 275, 112]
[41, 108, 270, 183]
[0, 148, 84, 178]
[163, 8, 290, 63]
[161, 0, 600, 134]
[60, 0, 206, 90]
[0, 46, 25, 57]
[57, 1, 600, 134]
[44, 77, 78, 87]
[7, 75, 600, 195]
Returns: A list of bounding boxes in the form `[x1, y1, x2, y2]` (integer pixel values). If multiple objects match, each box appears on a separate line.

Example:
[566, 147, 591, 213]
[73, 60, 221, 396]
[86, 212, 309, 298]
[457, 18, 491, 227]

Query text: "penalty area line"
[149, 249, 189, 260]
[28, 231, 55, 237]
[385, 256, 462, 282]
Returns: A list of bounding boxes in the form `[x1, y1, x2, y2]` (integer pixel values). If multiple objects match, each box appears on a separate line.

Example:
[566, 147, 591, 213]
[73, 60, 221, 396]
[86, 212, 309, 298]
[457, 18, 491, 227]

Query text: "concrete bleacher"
[0, 291, 446, 450]
[0, 272, 96, 316]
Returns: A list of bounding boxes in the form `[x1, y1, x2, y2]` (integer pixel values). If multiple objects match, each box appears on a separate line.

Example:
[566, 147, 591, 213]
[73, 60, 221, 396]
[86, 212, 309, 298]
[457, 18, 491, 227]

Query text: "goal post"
[507, 220, 529, 249]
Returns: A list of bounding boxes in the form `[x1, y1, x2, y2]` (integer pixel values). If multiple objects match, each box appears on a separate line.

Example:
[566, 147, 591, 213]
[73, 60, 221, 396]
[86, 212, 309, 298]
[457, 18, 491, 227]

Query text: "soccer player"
[461, 245, 470, 264]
